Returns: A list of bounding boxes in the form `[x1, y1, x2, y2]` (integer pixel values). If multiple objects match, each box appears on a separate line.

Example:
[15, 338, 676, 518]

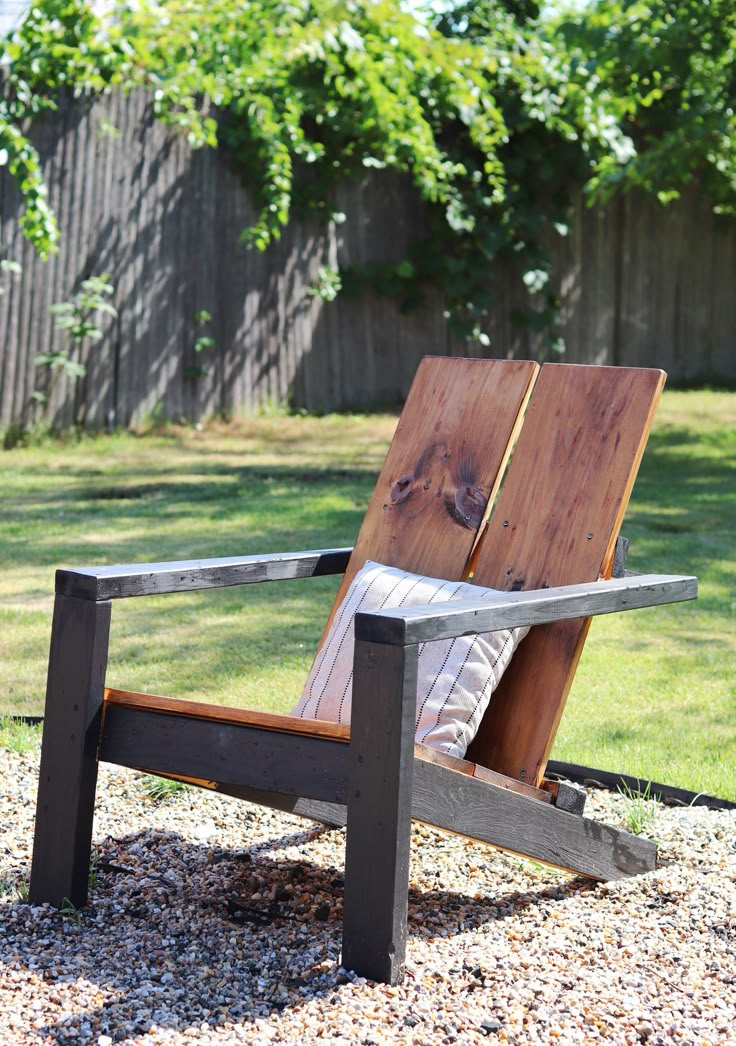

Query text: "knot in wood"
[447, 485, 486, 530]
[389, 474, 414, 504]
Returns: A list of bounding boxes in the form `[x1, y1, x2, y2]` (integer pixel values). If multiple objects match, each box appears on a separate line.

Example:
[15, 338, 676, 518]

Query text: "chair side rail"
[55, 547, 354, 601]
[355, 573, 698, 646]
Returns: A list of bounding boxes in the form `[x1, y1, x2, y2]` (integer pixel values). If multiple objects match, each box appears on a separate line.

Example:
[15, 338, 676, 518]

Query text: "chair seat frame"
[30, 548, 696, 983]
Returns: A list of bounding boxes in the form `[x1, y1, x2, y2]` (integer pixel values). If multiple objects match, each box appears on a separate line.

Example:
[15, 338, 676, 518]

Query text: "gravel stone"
[1, 746, 734, 1044]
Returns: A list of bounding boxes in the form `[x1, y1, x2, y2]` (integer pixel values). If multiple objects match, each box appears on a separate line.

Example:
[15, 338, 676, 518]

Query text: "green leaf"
[5, 0, 734, 341]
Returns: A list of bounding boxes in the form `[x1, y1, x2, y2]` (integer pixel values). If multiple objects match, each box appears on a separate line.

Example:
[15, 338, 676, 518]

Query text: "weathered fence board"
[1, 89, 734, 431]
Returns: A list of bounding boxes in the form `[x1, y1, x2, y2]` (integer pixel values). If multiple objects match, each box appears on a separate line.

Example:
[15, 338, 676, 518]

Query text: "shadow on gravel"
[1, 826, 591, 1041]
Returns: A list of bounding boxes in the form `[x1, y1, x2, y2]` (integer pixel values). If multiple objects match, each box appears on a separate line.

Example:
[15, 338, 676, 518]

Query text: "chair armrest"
[354, 573, 698, 647]
[55, 547, 353, 602]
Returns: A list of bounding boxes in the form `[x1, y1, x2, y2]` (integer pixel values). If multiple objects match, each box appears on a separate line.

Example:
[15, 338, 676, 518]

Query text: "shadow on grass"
[619, 423, 734, 618]
[1, 464, 373, 568]
[629, 425, 735, 538]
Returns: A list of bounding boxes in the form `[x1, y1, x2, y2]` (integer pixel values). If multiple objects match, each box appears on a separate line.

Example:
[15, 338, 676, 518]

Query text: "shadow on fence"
[2, 88, 735, 432]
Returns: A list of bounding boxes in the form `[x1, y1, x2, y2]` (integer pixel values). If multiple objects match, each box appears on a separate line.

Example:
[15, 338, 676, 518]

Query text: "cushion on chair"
[291, 561, 530, 759]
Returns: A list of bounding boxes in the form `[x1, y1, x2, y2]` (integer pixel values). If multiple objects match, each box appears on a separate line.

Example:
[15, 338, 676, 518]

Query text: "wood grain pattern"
[30, 595, 112, 908]
[100, 703, 351, 804]
[100, 709, 648, 882]
[103, 689, 552, 804]
[412, 758, 656, 881]
[413, 743, 552, 804]
[57, 547, 352, 602]
[321, 357, 538, 638]
[343, 638, 418, 984]
[467, 363, 666, 785]
[541, 779, 587, 815]
[104, 688, 351, 742]
[353, 574, 697, 645]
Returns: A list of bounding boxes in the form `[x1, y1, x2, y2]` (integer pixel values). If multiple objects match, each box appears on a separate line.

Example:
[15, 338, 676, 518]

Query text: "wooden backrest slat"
[320, 357, 539, 639]
[467, 363, 665, 786]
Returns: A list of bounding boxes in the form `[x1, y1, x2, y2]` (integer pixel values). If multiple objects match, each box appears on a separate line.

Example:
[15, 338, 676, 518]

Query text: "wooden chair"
[29, 358, 696, 985]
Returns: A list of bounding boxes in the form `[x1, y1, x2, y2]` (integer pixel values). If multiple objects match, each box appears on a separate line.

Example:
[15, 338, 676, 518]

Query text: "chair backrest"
[321, 356, 539, 637]
[467, 363, 665, 786]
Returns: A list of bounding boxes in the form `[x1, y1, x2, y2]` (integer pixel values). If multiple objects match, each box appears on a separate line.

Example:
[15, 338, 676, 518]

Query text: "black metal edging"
[546, 760, 736, 811]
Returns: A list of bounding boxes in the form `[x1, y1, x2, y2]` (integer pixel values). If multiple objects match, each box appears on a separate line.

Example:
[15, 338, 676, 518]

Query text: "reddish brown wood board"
[468, 363, 665, 786]
[104, 688, 351, 741]
[321, 357, 539, 639]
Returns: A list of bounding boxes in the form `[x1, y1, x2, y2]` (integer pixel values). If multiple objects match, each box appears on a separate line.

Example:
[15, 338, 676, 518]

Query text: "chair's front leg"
[30, 594, 111, 908]
[342, 637, 419, 985]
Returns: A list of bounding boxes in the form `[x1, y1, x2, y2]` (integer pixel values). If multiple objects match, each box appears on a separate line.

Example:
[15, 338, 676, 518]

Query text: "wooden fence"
[1, 89, 734, 431]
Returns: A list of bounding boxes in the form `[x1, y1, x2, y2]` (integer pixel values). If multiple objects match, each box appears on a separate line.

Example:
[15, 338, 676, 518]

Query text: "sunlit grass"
[0, 414, 396, 717]
[1, 393, 733, 799]
[0, 716, 42, 754]
[553, 390, 735, 798]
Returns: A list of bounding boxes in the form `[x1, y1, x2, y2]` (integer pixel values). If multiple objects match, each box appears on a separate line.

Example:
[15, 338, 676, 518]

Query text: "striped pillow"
[291, 561, 530, 759]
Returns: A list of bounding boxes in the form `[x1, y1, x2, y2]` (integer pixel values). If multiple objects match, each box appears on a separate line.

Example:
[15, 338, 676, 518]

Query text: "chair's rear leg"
[30, 594, 111, 908]
[342, 639, 418, 985]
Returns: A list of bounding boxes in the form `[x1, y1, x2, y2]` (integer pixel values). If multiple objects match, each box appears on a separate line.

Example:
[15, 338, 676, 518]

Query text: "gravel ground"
[1, 746, 734, 1046]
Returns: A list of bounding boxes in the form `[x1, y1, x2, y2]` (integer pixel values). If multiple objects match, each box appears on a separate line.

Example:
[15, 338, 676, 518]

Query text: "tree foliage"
[1, 0, 735, 342]
[551, 0, 736, 210]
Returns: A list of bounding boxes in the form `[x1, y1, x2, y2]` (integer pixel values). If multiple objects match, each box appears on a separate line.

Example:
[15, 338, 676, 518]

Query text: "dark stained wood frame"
[30, 551, 696, 983]
[29, 359, 699, 986]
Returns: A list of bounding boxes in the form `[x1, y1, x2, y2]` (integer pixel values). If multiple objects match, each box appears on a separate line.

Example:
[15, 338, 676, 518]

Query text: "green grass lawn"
[552, 390, 735, 799]
[1, 391, 733, 799]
